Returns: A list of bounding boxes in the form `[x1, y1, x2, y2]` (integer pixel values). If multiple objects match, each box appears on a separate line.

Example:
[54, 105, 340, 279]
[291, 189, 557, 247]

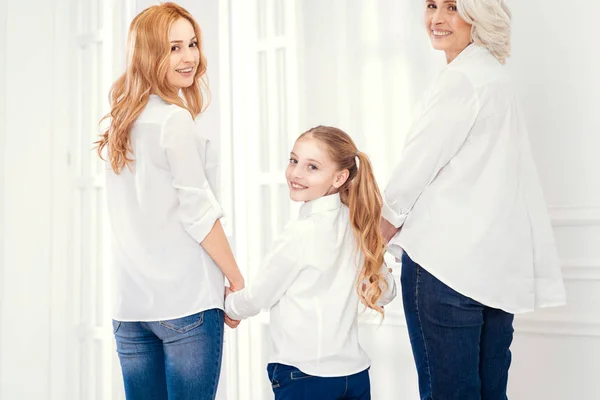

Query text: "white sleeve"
[377, 265, 398, 307]
[160, 109, 223, 243]
[225, 221, 311, 320]
[382, 70, 479, 228]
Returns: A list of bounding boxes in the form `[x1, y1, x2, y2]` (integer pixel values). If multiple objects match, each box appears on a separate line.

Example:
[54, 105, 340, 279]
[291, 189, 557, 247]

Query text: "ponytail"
[345, 152, 388, 316]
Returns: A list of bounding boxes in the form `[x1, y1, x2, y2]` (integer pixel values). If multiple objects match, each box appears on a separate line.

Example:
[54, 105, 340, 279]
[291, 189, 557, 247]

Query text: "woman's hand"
[380, 216, 400, 245]
[200, 220, 246, 296]
[228, 278, 245, 292]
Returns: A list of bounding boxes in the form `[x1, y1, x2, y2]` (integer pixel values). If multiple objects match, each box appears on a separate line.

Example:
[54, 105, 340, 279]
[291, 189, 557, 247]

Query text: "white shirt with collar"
[225, 193, 397, 377]
[106, 94, 225, 321]
[382, 44, 566, 313]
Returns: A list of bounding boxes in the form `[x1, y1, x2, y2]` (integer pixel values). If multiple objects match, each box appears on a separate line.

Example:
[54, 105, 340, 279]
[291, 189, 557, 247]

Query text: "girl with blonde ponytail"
[97, 4, 244, 399]
[225, 125, 396, 399]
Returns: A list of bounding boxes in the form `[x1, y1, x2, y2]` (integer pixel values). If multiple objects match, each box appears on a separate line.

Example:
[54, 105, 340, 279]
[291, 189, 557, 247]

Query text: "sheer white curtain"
[298, 0, 442, 184]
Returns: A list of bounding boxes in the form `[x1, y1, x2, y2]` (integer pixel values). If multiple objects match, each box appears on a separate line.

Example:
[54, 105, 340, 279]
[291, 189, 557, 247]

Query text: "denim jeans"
[112, 308, 224, 400]
[401, 252, 514, 400]
[267, 363, 370, 400]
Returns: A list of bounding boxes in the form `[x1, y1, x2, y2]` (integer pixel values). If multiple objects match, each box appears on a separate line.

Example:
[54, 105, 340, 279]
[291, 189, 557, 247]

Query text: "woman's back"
[106, 95, 224, 321]
[387, 44, 565, 312]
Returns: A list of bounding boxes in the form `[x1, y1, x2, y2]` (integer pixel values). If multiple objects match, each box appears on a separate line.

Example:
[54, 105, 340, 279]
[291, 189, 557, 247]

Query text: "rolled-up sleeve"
[225, 221, 311, 320]
[383, 70, 479, 228]
[161, 109, 223, 243]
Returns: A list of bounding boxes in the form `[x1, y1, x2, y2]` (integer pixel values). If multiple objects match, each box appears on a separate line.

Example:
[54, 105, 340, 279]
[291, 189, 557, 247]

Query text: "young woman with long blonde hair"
[96, 3, 244, 399]
[225, 126, 397, 399]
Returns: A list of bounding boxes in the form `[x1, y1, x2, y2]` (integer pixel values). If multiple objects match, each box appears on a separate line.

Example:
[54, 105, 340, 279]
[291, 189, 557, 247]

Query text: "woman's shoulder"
[138, 96, 193, 127]
[430, 68, 476, 101]
[446, 48, 508, 89]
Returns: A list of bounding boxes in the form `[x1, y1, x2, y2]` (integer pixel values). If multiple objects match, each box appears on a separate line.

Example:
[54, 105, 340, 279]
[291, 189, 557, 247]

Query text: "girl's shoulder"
[281, 217, 316, 240]
[266, 218, 316, 263]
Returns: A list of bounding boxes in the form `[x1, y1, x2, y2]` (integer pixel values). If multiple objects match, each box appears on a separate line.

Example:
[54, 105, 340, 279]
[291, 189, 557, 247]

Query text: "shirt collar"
[299, 193, 342, 218]
[448, 42, 485, 66]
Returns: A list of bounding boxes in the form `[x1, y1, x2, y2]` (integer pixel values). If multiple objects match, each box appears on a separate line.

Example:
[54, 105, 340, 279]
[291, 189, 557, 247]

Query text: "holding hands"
[224, 281, 243, 329]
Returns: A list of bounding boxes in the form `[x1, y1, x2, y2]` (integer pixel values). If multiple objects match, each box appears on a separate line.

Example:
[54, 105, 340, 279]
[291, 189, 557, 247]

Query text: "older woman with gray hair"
[380, 0, 566, 398]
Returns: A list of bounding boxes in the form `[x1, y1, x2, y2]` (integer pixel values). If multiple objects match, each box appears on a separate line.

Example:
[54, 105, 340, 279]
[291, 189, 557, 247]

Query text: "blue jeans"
[401, 252, 514, 400]
[112, 309, 224, 400]
[267, 363, 370, 400]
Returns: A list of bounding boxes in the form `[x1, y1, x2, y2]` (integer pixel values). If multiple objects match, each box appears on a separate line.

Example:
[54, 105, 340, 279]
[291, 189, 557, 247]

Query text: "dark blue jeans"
[401, 252, 514, 400]
[267, 363, 370, 399]
[112, 309, 224, 400]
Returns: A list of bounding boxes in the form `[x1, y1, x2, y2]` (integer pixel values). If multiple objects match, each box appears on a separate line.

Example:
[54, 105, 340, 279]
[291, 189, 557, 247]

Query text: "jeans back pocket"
[159, 312, 204, 333]
[267, 363, 280, 389]
[112, 320, 121, 335]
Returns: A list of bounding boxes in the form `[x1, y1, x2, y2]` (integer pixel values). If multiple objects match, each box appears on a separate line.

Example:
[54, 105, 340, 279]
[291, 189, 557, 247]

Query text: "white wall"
[0, 0, 7, 394]
[1, 0, 54, 398]
[0, 0, 72, 398]
[507, 1, 600, 398]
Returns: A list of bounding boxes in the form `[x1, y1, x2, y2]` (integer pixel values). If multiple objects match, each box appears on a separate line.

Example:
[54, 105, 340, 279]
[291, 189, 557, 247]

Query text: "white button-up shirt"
[225, 194, 397, 377]
[106, 95, 225, 321]
[382, 44, 566, 314]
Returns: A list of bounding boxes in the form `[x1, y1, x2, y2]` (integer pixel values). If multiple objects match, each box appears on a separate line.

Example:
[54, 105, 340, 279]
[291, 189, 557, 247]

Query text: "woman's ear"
[332, 169, 350, 189]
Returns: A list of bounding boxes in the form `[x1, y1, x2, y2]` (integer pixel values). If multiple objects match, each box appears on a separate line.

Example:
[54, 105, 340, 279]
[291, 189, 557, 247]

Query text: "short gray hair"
[458, 0, 512, 64]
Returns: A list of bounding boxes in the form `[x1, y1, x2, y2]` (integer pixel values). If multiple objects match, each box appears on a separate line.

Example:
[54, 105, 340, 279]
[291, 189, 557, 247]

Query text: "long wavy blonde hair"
[299, 126, 388, 316]
[96, 2, 210, 173]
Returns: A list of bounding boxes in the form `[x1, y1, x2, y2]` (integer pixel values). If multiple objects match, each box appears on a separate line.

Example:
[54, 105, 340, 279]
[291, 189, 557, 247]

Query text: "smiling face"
[285, 136, 349, 203]
[425, 0, 472, 63]
[166, 18, 200, 90]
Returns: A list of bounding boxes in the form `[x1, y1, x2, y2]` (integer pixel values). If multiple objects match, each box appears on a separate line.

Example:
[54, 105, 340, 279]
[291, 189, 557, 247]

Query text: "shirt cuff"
[386, 242, 404, 261]
[186, 206, 224, 244]
[376, 273, 398, 307]
[224, 292, 245, 321]
[381, 200, 407, 228]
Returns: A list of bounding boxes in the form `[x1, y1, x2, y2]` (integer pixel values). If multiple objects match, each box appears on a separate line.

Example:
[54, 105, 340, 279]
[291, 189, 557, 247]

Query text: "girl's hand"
[225, 315, 240, 329]
[224, 285, 242, 329]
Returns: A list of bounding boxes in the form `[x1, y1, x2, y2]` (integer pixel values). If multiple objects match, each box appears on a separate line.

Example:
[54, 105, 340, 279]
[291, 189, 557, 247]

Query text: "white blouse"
[382, 44, 566, 314]
[225, 194, 397, 377]
[105, 95, 225, 321]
